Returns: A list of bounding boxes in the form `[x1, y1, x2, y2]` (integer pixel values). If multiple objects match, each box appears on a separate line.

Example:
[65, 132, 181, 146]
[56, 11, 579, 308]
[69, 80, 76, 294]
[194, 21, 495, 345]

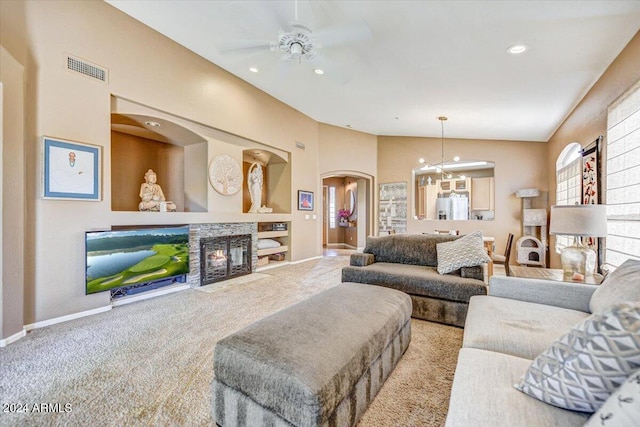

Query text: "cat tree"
[515, 188, 547, 267]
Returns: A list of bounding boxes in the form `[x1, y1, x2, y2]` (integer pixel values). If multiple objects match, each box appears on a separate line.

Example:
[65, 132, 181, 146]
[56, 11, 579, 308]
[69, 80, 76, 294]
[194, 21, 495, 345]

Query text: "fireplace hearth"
[200, 234, 252, 285]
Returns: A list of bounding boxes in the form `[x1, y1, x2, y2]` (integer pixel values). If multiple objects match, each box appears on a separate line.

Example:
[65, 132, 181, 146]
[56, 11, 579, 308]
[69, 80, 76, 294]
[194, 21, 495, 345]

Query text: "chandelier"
[419, 116, 463, 181]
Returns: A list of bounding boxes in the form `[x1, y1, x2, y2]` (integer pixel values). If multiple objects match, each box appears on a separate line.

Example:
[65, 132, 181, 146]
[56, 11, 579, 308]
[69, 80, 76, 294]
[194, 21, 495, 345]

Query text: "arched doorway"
[320, 171, 374, 251]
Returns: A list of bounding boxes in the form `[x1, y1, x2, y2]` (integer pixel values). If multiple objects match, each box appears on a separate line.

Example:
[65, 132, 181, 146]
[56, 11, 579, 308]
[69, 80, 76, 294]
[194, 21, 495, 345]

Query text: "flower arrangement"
[338, 209, 350, 220]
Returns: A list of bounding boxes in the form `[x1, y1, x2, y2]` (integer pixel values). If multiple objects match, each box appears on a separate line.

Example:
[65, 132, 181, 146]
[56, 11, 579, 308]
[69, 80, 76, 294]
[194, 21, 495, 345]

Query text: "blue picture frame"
[43, 136, 101, 200]
[298, 190, 314, 211]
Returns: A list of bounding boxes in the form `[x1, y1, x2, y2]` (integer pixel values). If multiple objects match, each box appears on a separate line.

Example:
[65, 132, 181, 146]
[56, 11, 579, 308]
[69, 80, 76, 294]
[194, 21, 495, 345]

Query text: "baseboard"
[0, 329, 27, 347]
[290, 255, 323, 264]
[111, 283, 190, 307]
[257, 256, 324, 272]
[24, 305, 112, 332]
[326, 243, 358, 250]
[256, 261, 290, 272]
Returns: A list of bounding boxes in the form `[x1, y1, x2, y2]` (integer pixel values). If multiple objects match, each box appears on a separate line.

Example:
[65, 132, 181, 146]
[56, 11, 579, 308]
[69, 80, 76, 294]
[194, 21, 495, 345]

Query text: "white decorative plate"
[208, 154, 242, 195]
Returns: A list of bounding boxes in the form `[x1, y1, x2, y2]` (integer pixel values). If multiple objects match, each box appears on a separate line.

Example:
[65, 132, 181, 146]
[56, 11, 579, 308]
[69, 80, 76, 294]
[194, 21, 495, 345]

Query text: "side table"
[510, 266, 603, 285]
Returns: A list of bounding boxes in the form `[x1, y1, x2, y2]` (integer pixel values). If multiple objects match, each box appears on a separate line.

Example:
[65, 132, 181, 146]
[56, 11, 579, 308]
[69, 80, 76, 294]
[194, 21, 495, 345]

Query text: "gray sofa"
[341, 233, 487, 327]
[446, 259, 640, 426]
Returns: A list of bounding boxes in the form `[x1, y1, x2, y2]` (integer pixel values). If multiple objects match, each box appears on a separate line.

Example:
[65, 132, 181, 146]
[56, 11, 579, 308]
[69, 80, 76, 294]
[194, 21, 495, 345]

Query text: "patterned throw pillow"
[584, 370, 640, 427]
[515, 302, 640, 412]
[436, 230, 490, 275]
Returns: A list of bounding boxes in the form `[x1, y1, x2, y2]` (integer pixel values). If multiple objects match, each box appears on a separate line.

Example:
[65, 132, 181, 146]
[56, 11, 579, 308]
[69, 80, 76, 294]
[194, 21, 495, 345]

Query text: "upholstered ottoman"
[212, 282, 412, 427]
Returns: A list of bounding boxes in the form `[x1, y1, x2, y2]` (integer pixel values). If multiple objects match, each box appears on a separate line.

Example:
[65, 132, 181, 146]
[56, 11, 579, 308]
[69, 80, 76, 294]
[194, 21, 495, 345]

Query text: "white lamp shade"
[549, 205, 607, 237]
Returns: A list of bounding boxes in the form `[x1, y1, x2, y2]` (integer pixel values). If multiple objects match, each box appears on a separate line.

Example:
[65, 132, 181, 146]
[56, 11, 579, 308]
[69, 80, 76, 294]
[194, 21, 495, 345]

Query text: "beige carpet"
[0, 256, 462, 427]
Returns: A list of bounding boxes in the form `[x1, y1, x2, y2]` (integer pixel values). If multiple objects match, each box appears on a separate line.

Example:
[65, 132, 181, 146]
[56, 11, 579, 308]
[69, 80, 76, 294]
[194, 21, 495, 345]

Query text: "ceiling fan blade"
[257, 0, 292, 34]
[215, 39, 274, 53]
[313, 20, 373, 49]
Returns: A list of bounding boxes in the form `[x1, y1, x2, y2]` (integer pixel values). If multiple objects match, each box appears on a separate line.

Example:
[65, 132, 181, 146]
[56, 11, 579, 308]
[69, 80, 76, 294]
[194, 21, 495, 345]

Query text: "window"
[329, 186, 336, 229]
[605, 80, 640, 267]
[555, 142, 582, 253]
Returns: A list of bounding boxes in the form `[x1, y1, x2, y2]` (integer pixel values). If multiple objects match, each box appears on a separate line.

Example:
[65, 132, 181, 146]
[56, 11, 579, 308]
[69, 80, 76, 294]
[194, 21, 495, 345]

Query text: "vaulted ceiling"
[107, 0, 640, 142]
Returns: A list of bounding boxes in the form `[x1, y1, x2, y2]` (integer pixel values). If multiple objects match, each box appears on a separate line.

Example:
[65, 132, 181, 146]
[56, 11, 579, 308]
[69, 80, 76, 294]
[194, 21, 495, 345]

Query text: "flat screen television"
[85, 225, 190, 295]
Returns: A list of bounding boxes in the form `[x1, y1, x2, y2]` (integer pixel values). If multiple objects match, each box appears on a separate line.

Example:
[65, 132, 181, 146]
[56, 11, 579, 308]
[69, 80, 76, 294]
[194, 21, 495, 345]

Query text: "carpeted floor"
[0, 256, 462, 427]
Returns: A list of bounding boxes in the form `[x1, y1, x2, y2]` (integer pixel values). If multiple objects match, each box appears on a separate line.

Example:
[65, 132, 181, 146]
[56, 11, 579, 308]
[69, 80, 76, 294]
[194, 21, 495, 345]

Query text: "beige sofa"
[446, 259, 640, 426]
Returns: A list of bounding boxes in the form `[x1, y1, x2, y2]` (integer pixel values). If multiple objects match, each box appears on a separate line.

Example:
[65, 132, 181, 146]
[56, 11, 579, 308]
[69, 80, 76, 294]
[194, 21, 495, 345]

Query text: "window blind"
[606, 80, 640, 267]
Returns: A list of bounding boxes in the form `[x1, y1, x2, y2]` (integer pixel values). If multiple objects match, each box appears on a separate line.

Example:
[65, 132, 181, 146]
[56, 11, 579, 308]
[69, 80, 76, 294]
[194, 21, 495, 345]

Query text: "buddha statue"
[138, 169, 176, 212]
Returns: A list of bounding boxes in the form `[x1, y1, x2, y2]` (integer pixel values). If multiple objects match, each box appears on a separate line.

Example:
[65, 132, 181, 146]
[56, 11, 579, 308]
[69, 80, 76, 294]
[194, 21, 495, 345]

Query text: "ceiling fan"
[215, 1, 372, 66]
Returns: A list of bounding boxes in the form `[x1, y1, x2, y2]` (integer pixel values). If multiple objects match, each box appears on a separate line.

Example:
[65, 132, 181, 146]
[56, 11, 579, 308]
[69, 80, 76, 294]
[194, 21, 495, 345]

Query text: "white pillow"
[436, 230, 490, 275]
[590, 259, 640, 314]
[584, 369, 640, 427]
[515, 302, 640, 413]
[257, 239, 281, 250]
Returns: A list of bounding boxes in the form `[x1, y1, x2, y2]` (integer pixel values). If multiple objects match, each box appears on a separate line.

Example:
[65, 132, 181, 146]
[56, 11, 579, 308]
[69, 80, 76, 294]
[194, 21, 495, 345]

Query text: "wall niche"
[111, 113, 208, 212]
[111, 96, 292, 215]
[242, 148, 291, 214]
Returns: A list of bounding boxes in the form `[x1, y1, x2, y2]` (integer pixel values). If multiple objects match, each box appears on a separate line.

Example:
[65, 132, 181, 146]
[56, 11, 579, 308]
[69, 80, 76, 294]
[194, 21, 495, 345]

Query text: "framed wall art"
[581, 135, 602, 205]
[43, 136, 101, 200]
[581, 135, 604, 271]
[298, 190, 314, 211]
[378, 182, 407, 234]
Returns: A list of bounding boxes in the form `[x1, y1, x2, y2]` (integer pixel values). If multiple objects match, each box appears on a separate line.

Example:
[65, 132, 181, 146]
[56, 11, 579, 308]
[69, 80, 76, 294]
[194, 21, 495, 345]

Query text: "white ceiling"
[106, 0, 640, 142]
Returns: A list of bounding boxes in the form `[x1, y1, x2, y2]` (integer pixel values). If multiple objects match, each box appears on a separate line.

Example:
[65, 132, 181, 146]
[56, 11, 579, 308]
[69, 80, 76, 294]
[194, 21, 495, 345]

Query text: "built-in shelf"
[256, 245, 289, 257]
[257, 230, 288, 239]
[256, 222, 290, 269]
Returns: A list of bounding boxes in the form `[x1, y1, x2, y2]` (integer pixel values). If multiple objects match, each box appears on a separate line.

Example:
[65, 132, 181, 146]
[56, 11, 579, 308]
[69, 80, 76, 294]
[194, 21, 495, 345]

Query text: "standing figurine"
[248, 162, 263, 213]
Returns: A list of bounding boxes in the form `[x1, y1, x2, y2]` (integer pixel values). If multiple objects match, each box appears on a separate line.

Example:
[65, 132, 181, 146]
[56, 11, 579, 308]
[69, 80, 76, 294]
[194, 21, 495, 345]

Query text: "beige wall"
[318, 124, 377, 177]
[0, 0, 323, 324]
[1, 46, 26, 341]
[378, 136, 548, 254]
[546, 31, 640, 268]
[319, 123, 377, 240]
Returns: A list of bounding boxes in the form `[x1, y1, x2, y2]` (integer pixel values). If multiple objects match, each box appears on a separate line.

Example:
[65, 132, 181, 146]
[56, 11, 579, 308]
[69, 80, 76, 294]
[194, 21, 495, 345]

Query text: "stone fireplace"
[188, 223, 258, 287]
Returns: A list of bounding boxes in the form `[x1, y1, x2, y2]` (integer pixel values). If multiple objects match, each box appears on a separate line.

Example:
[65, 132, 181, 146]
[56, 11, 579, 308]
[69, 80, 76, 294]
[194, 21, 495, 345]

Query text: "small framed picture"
[43, 136, 101, 200]
[298, 190, 314, 211]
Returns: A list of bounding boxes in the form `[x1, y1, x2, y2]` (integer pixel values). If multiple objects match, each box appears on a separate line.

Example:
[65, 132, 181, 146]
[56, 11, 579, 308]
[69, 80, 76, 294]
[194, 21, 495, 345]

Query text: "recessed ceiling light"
[453, 156, 460, 162]
[314, 68, 324, 75]
[507, 44, 528, 55]
[145, 121, 160, 127]
[419, 158, 425, 164]
[249, 67, 259, 73]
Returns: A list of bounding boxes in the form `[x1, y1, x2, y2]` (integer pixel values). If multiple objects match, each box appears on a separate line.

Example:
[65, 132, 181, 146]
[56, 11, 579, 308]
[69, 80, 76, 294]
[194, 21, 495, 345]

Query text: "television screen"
[85, 225, 190, 295]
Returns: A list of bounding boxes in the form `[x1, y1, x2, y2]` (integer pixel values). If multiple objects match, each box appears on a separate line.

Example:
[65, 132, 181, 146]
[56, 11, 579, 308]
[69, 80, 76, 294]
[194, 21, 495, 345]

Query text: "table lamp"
[549, 205, 607, 278]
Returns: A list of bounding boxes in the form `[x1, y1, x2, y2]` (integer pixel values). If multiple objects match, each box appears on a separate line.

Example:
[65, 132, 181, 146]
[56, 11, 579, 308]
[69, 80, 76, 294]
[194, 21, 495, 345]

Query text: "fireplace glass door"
[200, 235, 251, 285]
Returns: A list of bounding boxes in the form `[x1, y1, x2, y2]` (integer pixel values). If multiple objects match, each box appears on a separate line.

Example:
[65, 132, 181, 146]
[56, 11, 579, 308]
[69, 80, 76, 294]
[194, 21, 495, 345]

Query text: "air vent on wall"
[65, 54, 108, 83]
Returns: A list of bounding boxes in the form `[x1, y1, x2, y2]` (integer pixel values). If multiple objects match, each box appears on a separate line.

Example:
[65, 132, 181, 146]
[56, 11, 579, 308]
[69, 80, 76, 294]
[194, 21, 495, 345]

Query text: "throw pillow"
[515, 302, 640, 413]
[590, 259, 640, 314]
[436, 230, 490, 275]
[584, 369, 640, 427]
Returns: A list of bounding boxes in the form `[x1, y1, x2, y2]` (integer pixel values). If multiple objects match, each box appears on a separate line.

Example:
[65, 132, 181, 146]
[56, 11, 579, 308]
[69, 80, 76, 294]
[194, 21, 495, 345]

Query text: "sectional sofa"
[446, 259, 640, 426]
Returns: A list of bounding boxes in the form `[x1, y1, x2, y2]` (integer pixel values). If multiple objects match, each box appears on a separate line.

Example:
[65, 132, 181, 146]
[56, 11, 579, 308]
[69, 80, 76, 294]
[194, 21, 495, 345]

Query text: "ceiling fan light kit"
[276, 23, 317, 61]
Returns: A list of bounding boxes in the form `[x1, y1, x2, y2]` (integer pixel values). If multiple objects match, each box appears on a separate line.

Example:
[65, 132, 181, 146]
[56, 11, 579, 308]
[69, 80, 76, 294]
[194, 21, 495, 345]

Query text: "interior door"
[322, 186, 328, 246]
